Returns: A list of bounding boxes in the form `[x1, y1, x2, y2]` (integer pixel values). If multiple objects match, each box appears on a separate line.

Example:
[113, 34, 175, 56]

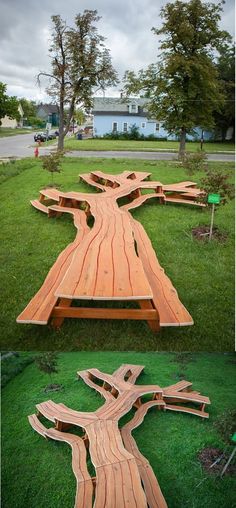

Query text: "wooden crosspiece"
[28, 364, 210, 508]
[17, 171, 205, 330]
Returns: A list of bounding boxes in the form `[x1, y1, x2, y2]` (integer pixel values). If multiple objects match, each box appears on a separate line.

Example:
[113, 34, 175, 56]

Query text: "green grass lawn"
[1, 351, 236, 508]
[0, 157, 234, 351]
[64, 137, 235, 153]
[0, 128, 34, 137]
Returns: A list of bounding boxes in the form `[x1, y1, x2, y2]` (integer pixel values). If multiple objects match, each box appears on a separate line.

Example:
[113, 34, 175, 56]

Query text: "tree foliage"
[0, 82, 20, 125]
[38, 10, 118, 149]
[19, 98, 36, 119]
[213, 43, 235, 140]
[35, 352, 59, 381]
[41, 150, 64, 185]
[200, 169, 234, 205]
[123, 0, 231, 156]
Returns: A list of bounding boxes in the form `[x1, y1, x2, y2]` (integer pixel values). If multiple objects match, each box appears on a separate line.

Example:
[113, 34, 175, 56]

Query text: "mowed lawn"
[64, 137, 235, 153]
[0, 128, 33, 138]
[0, 157, 234, 351]
[1, 352, 236, 508]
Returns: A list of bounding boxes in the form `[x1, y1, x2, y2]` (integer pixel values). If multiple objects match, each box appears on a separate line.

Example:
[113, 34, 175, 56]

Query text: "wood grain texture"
[29, 364, 210, 508]
[17, 171, 204, 329]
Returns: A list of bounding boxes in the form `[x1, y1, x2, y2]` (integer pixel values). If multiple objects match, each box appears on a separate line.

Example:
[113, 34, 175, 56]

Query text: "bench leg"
[139, 299, 160, 332]
[51, 298, 72, 328]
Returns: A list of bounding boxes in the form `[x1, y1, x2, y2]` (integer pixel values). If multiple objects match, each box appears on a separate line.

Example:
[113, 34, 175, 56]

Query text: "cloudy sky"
[0, 0, 235, 102]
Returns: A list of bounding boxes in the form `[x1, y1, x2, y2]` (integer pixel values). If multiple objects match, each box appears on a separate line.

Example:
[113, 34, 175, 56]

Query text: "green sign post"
[208, 194, 221, 205]
[207, 194, 220, 240]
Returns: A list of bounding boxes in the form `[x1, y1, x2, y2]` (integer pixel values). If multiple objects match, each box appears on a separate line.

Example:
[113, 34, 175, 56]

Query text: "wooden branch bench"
[28, 364, 210, 508]
[17, 172, 206, 331]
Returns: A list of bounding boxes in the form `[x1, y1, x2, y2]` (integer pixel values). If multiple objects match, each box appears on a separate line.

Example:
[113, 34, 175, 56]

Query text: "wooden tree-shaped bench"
[17, 171, 205, 331]
[29, 364, 210, 507]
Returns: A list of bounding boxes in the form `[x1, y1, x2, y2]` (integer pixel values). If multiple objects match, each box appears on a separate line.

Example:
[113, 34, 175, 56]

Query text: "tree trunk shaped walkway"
[29, 364, 210, 507]
[17, 171, 205, 330]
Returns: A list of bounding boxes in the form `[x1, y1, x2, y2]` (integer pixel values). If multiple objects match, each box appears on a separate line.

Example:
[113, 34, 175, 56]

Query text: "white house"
[1, 103, 24, 128]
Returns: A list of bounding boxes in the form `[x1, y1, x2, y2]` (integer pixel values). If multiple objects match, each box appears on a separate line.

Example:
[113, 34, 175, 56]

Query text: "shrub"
[180, 150, 208, 175]
[214, 409, 236, 443]
[200, 169, 234, 205]
[35, 352, 59, 383]
[41, 150, 64, 185]
[1, 353, 34, 388]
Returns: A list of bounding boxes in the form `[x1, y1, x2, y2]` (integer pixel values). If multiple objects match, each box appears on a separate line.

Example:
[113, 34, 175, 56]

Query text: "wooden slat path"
[28, 364, 210, 507]
[17, 171, 205, 330]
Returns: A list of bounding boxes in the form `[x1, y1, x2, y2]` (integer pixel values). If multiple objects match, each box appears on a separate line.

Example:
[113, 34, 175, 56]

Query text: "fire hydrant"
[34, 146, 39, 158]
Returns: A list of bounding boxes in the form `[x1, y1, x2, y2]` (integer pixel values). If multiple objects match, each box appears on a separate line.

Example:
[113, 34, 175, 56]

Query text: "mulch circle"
[192, 225, 228, 243]
[198, 447, 236, 476]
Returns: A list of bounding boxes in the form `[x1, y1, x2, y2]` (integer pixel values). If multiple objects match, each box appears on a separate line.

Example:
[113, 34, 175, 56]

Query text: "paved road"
[0, 133, 234, 162]
[0, 132, 55, 158]
[66, 150, 235, 162]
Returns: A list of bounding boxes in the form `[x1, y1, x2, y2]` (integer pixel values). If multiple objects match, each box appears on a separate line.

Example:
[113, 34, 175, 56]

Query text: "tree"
[38, 10, 118, 150]
[0, 82, 20, 125]
[123, 0, 231, 157]
[200, 168, 234, 205]
[35, 352, 58, 384]
[19, 98, 37, 119]
[213, 43, 235, 140]
[41, 151, 63, 186]
[74, 107, 85, 126]
[19, 98, 42, 127]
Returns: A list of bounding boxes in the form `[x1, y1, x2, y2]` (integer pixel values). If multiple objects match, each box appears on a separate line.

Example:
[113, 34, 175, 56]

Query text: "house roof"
[37, 104, 59, 114]
[92, 97, 150, 116]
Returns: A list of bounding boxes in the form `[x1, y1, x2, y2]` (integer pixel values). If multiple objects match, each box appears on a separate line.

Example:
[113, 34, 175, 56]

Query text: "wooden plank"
[30, 199, 49, 214]
[165, 197, 205, 207]
[121, 401, 168, 508]
[55, 198, 153, 300]
[165, 404, 209, 418]
[121, 193, 165, 212]
[51, 297, 72, 328]
[139, 299, 160, 332]
[17, 209, 89, 324]
[51, 306, 159, 320]
[131, 217, 193, 326]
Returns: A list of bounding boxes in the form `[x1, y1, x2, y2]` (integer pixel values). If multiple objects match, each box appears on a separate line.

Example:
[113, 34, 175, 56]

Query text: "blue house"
[92, 97, 214, 141]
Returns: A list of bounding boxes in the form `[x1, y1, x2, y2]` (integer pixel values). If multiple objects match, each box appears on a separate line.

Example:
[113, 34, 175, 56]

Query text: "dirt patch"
[44, 383, 63, 393]
[198, 447, 236, 476]
[192, 225, 228, 243]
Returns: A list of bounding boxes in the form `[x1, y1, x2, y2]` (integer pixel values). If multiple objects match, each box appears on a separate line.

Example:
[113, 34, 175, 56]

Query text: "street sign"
[208, 193, 220, 204]
[46, 122, 52, 131]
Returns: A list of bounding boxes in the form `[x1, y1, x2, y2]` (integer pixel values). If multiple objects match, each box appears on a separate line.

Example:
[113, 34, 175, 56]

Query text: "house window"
[129, 103, 138, 114]
[141, 122, 146, 129]
[123, 122, 128, 132]
[112, 122, 118, 132]
[155, 123, 160, 132]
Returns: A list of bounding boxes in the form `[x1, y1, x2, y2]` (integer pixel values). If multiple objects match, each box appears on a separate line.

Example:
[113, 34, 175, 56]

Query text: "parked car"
[34, 131, 58, 142]
[34, 132, 47, 142]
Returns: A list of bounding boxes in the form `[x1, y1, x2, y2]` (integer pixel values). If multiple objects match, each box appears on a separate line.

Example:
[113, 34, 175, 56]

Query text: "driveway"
[0, 133, 234, 162]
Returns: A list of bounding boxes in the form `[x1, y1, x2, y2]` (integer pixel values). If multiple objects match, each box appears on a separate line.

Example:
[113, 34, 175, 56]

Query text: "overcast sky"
[0, 0, 234, 102]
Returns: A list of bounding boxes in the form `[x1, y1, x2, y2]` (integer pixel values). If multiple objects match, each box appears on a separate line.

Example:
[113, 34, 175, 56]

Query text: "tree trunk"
[178, 128, 186, 158]
[58, 93, 65, 151]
